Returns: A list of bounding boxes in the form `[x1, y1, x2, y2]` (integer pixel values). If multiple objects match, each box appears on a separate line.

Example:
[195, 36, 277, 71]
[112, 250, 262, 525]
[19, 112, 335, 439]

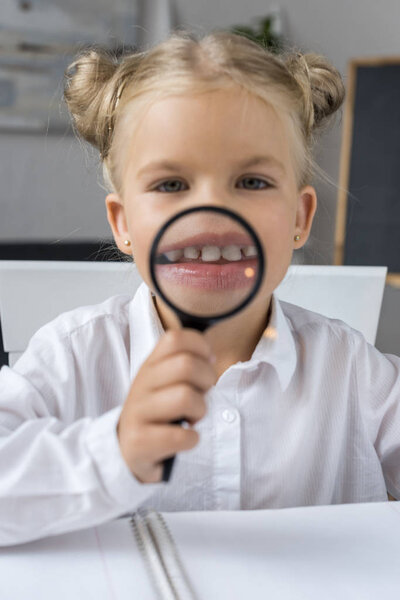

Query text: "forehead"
[123, 88, 293, 177]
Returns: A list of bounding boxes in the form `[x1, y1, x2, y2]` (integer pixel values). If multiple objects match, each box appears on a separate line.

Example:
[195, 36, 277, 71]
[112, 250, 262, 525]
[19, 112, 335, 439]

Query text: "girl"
[0, 29, 399, 546]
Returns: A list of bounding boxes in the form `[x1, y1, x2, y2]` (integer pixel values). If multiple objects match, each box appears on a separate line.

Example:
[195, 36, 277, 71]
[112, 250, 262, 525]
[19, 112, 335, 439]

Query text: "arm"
[353, 331, 400, 501]
[0, 318, 164, 546]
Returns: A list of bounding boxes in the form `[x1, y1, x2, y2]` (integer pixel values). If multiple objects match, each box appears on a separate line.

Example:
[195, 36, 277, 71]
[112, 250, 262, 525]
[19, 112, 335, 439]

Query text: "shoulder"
[53, 294, 132, 337]
[10, 293, 134, 387]
[24, 293, 133, 354]
[279, 298, 400, 379]
[5, 294, 135, 420]
[278, 298, 362, 345]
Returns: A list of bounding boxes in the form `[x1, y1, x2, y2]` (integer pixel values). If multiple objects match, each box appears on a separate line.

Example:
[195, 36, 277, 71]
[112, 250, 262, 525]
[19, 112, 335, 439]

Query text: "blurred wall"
[1, 0, 399, 353]
[0, 134, 109, 241]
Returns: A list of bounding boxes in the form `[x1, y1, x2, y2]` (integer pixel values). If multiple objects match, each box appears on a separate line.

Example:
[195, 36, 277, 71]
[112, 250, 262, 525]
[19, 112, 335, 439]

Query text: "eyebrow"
[136, 155, 286, 178]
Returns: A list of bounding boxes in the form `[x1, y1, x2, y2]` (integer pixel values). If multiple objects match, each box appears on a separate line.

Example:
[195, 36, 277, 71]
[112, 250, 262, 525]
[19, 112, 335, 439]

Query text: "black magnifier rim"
[149, 205, 265, 323]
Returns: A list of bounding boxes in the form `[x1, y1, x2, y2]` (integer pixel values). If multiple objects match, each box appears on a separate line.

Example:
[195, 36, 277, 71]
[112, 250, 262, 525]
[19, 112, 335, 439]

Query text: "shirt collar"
[249, 292, 297, 391]
[129, 282, 164, 382]
[129, 282, 297, 391]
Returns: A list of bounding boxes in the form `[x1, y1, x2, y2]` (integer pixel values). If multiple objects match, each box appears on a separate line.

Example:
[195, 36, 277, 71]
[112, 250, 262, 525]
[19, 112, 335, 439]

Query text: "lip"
[155, 258, 258, 290]
[157, 231, 255, 254]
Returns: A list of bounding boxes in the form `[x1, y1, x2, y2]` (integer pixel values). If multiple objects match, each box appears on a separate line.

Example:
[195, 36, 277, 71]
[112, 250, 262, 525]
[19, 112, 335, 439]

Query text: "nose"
[183, 184, 244, 219]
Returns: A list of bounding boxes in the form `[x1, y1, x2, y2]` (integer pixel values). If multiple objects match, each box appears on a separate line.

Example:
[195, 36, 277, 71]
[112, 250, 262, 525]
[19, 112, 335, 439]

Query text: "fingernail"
[210, 353, 217, 364]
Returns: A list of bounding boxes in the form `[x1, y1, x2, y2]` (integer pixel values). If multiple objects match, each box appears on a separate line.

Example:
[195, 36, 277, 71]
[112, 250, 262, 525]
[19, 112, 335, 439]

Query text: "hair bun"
[64, 48, 119, 158]
[284, 51, 345, 135]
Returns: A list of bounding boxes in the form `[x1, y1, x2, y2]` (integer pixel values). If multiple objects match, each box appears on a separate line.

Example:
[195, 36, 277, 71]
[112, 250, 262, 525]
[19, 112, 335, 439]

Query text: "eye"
[238, 177, 273, 190]
[153, 179, 186, 193]
[152, 177, 274, 193]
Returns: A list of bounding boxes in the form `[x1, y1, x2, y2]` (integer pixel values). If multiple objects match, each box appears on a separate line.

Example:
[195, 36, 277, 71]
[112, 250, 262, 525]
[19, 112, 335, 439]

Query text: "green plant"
[228, 15, 284, 53]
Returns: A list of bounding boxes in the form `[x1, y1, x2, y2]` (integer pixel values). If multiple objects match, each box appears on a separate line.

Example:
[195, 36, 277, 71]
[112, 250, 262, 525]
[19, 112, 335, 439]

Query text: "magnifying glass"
[149, 205, 265, 481]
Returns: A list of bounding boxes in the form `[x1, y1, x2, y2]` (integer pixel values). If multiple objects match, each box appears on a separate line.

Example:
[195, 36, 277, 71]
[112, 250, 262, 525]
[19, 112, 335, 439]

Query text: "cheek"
[258, 208, 294, 281]
[261, 205, 293, 251]
[126, 197, 199, 280]
[128, 210, 163, 285]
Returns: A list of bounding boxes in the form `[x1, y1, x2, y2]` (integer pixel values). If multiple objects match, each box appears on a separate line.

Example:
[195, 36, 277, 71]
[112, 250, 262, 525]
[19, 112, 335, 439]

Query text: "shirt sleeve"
[353, 330, 400, 500]
[0, 318, 166, 546]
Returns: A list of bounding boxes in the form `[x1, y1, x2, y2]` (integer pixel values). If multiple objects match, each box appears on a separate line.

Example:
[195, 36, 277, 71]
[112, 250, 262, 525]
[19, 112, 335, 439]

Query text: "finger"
[136, 384, 207, 425]
[145, 328, 215, 366]
[150, 353, 217, 393]
[134, 423, 200, 463]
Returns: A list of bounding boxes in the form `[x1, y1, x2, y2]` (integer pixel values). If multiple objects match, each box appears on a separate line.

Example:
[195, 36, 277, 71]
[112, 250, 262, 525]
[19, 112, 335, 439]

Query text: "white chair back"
[276, 265, 387, 346]
[0, 261, 387, 366]
[0, 261, 140, 366]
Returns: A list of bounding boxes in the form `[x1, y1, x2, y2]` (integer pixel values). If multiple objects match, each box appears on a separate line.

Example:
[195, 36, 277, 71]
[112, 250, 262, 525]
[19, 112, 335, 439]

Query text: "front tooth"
[165, 249, 184, 261]
[222, 245, 242, 261]
[201, 245, 221, 261]
[242, 245, 257, 257]
[183, 246, 200, 259]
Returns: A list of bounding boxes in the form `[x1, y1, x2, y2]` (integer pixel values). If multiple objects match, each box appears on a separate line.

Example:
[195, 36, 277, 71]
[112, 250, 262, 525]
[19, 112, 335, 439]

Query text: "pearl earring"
[294, 235, 300, 241]
[124, 240, 131, 246]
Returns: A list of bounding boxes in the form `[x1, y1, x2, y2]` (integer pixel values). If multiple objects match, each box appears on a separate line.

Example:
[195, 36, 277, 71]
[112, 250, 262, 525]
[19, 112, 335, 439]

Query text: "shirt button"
[222, 409, 236, 423]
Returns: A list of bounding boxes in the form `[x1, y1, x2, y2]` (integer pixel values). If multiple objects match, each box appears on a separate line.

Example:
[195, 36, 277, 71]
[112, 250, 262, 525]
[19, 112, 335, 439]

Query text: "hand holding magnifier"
[149, 205, 265, 481]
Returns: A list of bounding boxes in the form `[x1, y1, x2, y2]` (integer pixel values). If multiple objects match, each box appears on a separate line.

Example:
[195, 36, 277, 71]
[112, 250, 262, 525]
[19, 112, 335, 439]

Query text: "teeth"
[163, 244, 258, 263]
[221, 244, 242, 261]
[243, 245, 257, 257]
[201, 245, 221, 261]
[183, 246, 200, 259]
[165, 249, 184, 261]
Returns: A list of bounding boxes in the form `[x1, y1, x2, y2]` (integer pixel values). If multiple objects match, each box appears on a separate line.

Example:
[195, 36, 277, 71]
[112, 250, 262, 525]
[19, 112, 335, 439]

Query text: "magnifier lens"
[152, 209, 261, 319]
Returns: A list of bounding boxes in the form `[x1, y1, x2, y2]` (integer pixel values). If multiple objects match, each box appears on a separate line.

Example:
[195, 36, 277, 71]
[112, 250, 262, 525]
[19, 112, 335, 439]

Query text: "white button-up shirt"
[0, 281, 399, 545]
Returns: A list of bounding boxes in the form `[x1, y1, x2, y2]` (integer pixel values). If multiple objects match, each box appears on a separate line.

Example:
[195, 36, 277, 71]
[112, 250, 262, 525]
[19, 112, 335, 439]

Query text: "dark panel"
[0, 323, 6, 369]
[0, 240, 125, 262]
[344, 64, 400, 271]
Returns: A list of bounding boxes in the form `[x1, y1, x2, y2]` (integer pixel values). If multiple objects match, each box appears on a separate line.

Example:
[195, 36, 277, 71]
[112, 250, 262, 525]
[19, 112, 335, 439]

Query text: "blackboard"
[334, 57, 400, 287]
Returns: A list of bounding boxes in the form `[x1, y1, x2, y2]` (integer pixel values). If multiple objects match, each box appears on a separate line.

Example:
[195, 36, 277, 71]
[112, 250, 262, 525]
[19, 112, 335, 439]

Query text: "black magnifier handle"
[161, 418, 185, 482]
[161, 316, 210, 482]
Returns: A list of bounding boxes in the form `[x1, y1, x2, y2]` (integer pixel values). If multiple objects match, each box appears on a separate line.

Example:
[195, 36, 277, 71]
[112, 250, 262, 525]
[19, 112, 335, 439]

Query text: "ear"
[293, 185, 317, 248]
[105, 193, 132, 256]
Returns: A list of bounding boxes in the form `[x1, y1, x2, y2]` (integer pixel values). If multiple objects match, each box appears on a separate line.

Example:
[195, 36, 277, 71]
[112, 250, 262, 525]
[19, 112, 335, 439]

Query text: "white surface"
[275, 265, 387, 345]
[166, 501, 400, 599]
[0, 262, 387, 361]
[0, 261, 142, 353]
[0, 519, 152, 600]
[0, 501, 399, 599]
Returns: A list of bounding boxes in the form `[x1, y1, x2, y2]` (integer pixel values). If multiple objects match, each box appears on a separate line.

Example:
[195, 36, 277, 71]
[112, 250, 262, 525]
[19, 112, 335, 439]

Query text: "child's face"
[106, 87, 317, 310]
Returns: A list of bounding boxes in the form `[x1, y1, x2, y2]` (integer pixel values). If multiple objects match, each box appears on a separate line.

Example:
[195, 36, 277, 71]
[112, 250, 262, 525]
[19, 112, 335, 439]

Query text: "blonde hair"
[64, 29, 345, 197]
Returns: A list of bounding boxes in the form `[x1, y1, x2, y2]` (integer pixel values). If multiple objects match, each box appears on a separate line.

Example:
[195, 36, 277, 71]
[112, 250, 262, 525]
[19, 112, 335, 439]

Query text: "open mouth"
[154, 231, 259, 291]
